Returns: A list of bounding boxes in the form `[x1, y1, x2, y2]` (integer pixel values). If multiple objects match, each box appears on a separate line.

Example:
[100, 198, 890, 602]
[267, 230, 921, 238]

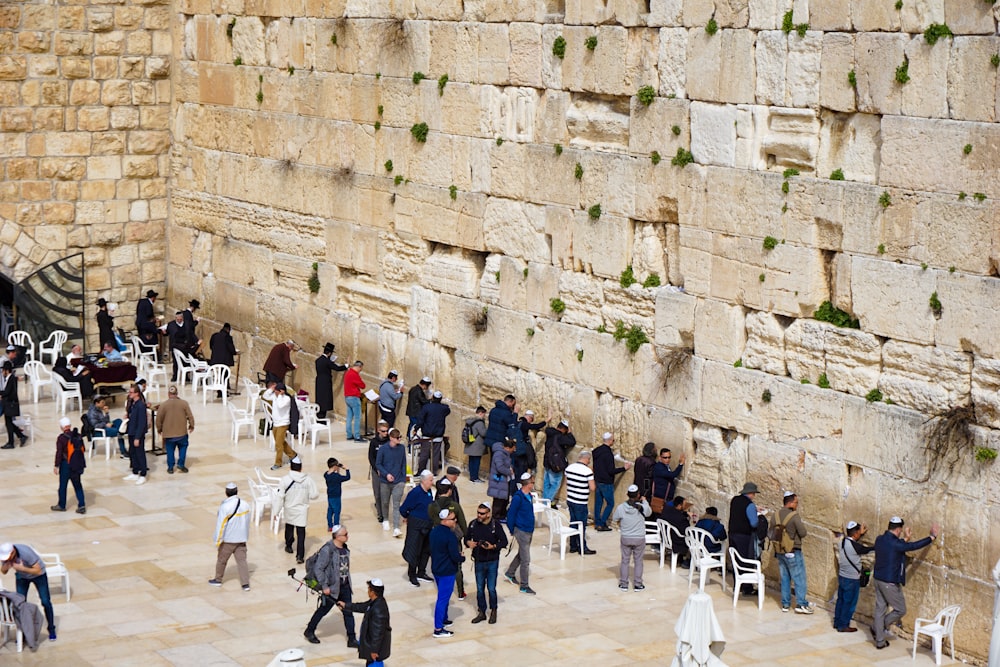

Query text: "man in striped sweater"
[564, 450, 596, 555]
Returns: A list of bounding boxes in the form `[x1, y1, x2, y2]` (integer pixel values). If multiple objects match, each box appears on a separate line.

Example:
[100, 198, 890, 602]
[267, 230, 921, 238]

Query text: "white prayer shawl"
[214, 496, 251, 545]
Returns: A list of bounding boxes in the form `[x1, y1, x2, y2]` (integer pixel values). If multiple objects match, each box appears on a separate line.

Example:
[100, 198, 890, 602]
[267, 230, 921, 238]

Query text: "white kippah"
[520, 472, 532, 481]
[627, 484, 639, 493]
[602, 432, 613, 440]
[433, 390, 443, 398]
[331, 524, 342, 534]
[783, 490, 795, 498]
[846, 521, 859, 530]
[420, 469, 433, 478]
[439, 508, 451, 519]
[524, 410, 534, 416]
[369, 578, 383, 587]
[559, 419, 569, 427]
[439, 477, 452, 485]
[889, 516, 904, 525]
[59, 417, 72, 428]
[225, 482, 237, 490]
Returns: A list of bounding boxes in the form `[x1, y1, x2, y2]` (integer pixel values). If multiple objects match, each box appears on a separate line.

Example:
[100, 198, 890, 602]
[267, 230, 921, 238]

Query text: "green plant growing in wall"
[929, 291, 942, 316]
[494, 271, 500, 282]
[330, 33, 337, 45]
[651, 151, 661, 165]
[733, 359, 743, 368]
[781, 10, 794, 33]
[612, 320, 649, 354]
[495, 137, 504, 146]
[975, 192, 987, 202]
[671, 148, 694, 167]
[895, 58, 910, 84]
[763, 236, 779, 250]
[596, 324, 607, 333]
[865, 388, 883, 403]
[522, 267, 528, 278]
[550, 297, 566, 314]
[643, 273, 661, 287]
[759, 272, 765, 282]
[818, 373, 830, 389]
[958, 192, 967, 200]
[234, 56, 242, 66]
[637, 85, 656, 106]
[847, 70, 857, 88]
[877, 243, 886, 255]
[781, 181, 790, 194]
[449, 185, 457, 200]
[374, 120, 381, 131]
[375, 72, 381, 79]
[437, 74, 448, 95]
[801, 378, 810, 384]
[796, 23, 808, 37]
[992, 53, 1000, 68]
[585, 35, 598, 50]
[577, 349, 584, 362]
[923, 23, 952, 45]
[410, 122, 429, 142]
[781, 204, 788, 213]
[921, 262, 929, 270]
[574, 163, 583, 179]
[554, 143, 563, 155]
[619, 265, 637, 288]
[384, 160, 393, 173]
[814, 301, 860, 328]
[412, 71, 426, 84]
[963, 143, 973, 155]
[976, 447, 998, 462]
[879, 191, 892, 208]
[308, 262, 320, 293]
[227, 18, 236, 38]
[830, 168, 845, 180]
[705, 18, 718, 35]
[377, 105, 383, 116]
[287, 65, 295, 75]
[782, 168, 799, 179]
[761, 389, 772, 403]
[525, 328, 535, 337]
[588, 204, 602, 219]
[552, 36, 566, 59]
[394, 175, 404, 185]
[895, 0, 903, 8]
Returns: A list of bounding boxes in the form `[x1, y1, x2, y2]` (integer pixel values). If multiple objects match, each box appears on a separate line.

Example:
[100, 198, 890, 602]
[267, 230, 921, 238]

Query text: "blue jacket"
[416, 401, 451, 438]
[484, 399, 516, 445]
[873, 530, 933, 585]
[399, 485, 433, 520]
[127, 398, 147, 439]
[651, 461, 683, 500]
[695, 516, 727, 553]
[429, 524, 464, 577]
[375, 442, 406, 484]
[506, 489, 535, 534]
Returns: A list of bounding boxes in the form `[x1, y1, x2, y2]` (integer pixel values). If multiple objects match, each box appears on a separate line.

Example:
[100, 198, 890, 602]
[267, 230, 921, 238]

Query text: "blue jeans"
[474, 559, 498, 611]
[345, 396, 361, 439]
[542, 469, 563, 501]
[567, 501, 589, 552]
[468, 456, 482, 481]
[164, 434, 189, 469]
[594, 483, 615, 528]
[833, 575, 861, 629]
[17, 574, 55, 634]
[778, 550, 808, 608]
[327, 497, 342, 529]
[434, 574, 455, 629]
[57, 460, 85, 509]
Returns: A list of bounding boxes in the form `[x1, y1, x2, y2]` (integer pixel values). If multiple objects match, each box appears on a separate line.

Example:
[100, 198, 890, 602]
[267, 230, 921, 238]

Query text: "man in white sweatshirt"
[280, 456, 319, 563]
[612, 484, 651, 591]
[209, 482, 252, 590]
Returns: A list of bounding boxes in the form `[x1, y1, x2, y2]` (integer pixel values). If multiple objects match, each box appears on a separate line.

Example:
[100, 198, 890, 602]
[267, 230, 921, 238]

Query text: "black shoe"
[19, 435, 27, 446]
[488, 608, 497, 624]
[377, 516, 385, 524]
[296, 558, 304, 564]
[583, 548, 597, 555]
[471, 610, 487, 624]
[1, 444, 14, 449]
[177, 466, 188, 473]
[568, 547, 580, 554]
[76, 507, 86, 514]
[409, 577, 420, 587]
[442, 618, 453, 626]
[416, 572, 433, 582]
[595, 525, 612, 532]
[285, 545, 293, 554]
[346, 637, 358, 648]
[303, 632, 320, 644]
[167, 468, 174, 474]
[50, 505, 66, 512]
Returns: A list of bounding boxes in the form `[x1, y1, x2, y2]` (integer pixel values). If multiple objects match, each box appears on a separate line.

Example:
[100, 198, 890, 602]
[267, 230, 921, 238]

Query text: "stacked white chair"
[38, 330, 67, 365]
[53, 373, 83, 415]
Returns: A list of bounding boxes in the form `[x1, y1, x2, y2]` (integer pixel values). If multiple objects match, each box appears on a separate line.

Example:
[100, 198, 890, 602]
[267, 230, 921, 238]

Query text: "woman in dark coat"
[632, 441, 657, 498]
[96, 298, 116, 351]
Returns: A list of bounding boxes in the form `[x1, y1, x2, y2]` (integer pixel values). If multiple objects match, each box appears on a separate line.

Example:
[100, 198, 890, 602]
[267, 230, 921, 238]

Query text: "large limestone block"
[841, 397, 930, 480]
[809, 0, 850, 30]
[530, 320, 583, 384]
[765, 378, 846, 442]
[851, 0, 900, 31]
[686, 423, 749, 495]
[394, 186, 486, 251]
[784, 318, 826, 383]
[623, 28, 661, 94]
[690, 101, 737, 167]
[901, 36, 949, 120]
[743, 310, 787, 376]
[654, 288, 696, 349]
[558, 270, 605, 329]
[703, 167, 782, 237]
[649, 0, 683, 26]
[698, 361, 769, 435]
[948, 37, 996, 123]
[749, 436, 847, 526]
[496, 255, 527, 312]
[601, 284, 656, 337]
[508, 22, 541, 88]
[944, 0, 994, 33]
[824, 326, 882, 397]
[760, 244, 830, 318]
[579, 151, 635, 218]
[935, 273, 1000, 359]
[748, 0, 788, 29]
[694, 298, 746, 364]
[545, 205, 575, 270]
[420, 248, 483, 299]
[972, 357, 1000, 429]
[851, 256, 937, 345]
[524, 262, 560, 317]
[426, 22, 477, 84]
[882, 115, 1000, 199]
[755, 30, 787, 106]
[409, 286, 440, 342]
[913, 196, 996, 275]
[565, 93, 630, 152]
[819, 33, 855, 112]
[879, 340, 971, 414]
[854, 33, 906, 115]
[687, 30, 756, 104]
[678, 227, 713, 296]
[478, 305, 539, 369]
[629, 96, 690, 157]
[657, 27, 687, 98]
[786, 31, 822, 108]
[572, 211, 633, 279]
[685, 30, 721, 102]
[815, 110, 880, 184]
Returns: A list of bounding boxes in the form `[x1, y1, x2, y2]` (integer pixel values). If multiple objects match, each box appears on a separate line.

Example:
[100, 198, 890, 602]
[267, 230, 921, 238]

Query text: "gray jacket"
[0, 590, 43, 650]
[378, 380, 402, 411]
[612, 499, 651, 539]
[314, 541, 350, 598]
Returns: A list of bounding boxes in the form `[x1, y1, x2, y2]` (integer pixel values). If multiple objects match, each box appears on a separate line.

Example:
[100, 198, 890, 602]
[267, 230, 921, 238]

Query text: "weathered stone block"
[854, 33, 906, 115]
[743, 310, 787, 375]
[901, 36, 948, 120]
[851, 256, 937, 345]
[694, 298, 746, 363]
[935, 273, 1000, 360]
[572, 210, 632, 280]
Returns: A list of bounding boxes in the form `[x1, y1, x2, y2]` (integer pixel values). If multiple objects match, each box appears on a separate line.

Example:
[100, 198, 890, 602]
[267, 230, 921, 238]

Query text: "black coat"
[405, 384, 429, 418]
[1, 372, 20, 418]
[208, 329, 236, 366]
[314, 354, 347, 414]
[97, 309, 116, 349]
[135, 298, 154, 330]
[136, 318, 159, 347]
[345, 595, 391, 661]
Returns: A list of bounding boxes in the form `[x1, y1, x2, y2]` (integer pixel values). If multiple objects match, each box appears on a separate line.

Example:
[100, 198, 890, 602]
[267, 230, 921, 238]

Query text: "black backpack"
[304, 542, 333, 589]
[545, 440, 567, 473]
[462, 418, 482, 445]
[68, 431, 87, 474]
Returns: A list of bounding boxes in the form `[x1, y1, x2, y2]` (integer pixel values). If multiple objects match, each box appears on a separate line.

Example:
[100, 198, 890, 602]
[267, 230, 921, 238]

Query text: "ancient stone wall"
[0, 0, 170, 344]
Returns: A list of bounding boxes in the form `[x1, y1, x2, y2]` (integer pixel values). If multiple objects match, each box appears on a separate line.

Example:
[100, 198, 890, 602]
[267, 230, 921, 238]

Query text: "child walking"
[324, 457, 351, 531]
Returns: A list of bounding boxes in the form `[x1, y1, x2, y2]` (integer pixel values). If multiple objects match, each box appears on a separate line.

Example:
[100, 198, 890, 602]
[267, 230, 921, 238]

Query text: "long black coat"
[314, 354, 346, 415]
[208, 329, 236, 366]
[135, 298, 154, 330]
[97, 309, 116, 349]
[1, 372, 20, 418]
[345, 595, 391, 661]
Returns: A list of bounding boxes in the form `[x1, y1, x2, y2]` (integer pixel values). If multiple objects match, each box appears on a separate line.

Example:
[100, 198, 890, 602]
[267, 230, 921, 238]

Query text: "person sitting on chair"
[53, 356, 94, 399]
[102, 341, 124, 363]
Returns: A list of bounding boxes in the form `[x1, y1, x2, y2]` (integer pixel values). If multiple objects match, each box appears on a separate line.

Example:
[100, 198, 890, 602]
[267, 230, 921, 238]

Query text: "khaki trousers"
[215, 542, 249, 586]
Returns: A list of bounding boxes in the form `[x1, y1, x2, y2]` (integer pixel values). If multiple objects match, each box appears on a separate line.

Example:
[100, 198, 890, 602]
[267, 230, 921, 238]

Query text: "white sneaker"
[393, 528, 402, 538]
[123, 474, 138, 481]
[136, 476, 146, 486]
[382, 521, 390, 531]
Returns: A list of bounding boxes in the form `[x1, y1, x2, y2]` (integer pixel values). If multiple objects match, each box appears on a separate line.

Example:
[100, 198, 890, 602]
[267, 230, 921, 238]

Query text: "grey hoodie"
[612, 498, 651, 539]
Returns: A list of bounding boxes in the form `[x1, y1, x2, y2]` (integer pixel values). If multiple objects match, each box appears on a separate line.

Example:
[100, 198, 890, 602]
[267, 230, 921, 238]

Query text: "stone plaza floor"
[0, 383, 962, 666]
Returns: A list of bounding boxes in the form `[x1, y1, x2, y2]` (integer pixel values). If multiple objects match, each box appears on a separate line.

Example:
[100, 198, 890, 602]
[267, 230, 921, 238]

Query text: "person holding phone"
[464, 502, 508, 625]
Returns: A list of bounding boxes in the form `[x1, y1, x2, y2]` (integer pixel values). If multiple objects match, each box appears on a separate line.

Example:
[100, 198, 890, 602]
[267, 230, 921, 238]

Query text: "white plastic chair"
[659, 519, 684, 573]
[53, 373, 83, 415]
[22, 360, 54, 403]
[260, 400, 276, 452]
[131, 338, 157, 368]
[7, 331, 34, 363]
[729, 547, 764, 609]
[255, 465, 281, 492]
[545, 508, 584, 560]
[141, 359, 167, 400]
[686, 526, 726, 592]
[645, 520, 665, 568]
[229, 402, 256, 446]
[173, 349, 207, 388]
[912, 604, 961, 665]
[39, 553, 70, 602]
[0, 596, 22, 652]
[247, 478, 273, 526]
[299, 403, 332, 448]
[38, 330, 67, 366]
[83, 414, 115, 461]
[241, 377, 261, 414]
[202, 364, 231, 405]
[530, 491, 551, 526]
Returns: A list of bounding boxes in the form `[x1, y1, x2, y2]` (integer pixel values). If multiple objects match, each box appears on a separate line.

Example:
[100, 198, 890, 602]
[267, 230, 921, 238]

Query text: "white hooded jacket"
[279, 470, 318, 527]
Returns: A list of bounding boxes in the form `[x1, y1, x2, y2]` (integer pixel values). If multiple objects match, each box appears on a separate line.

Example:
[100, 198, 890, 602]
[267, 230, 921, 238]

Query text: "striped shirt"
[564, 462, 593, 505]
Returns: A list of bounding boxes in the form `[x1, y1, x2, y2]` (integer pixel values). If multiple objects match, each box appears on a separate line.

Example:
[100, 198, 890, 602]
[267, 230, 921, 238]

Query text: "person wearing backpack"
[51, 417, 86, 514]
[774, 492, 813, 614]
[541, 419, 576, 506]
[484, 395, 518, 448]
[462, 406, 488, 483]
[303, 525, 358, 648]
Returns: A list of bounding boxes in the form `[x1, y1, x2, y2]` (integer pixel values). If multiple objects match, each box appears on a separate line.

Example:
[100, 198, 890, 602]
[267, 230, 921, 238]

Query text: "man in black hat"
[135, 289, 158, 330]
[166, 312, 195, 381]
[315, 343, 347, 420]
[182, 299, 203, 357]
[209, 323, 238, 396]
[96, 297, 116, 350]
[729, 481, 764, 595]
[0, 360, 27, 449]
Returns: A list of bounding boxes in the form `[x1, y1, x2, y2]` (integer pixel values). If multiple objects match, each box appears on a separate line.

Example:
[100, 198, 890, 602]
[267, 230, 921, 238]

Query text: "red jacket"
[344, 367, 365, 398]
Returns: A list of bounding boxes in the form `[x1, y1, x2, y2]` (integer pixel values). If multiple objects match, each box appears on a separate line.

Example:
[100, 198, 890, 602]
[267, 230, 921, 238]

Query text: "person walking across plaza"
[465, 502, 507, 624]
[208, 482, 251, 591]
[429, 508, 464, 638]
[0, 359, 27, 449]
[503, 473, 537, 595]
[338, 578, 391, 666]
[279, 456, 319, 564]
[324, 457, 351, 531]
[0, 542, 57, 641]
[376, 428, 407, 535]
[613, 484, 650, 591]
[51, 417, 87, 514]
[123, 383, 149, 484]
[871, 516, 939, 649]
[156, 386, 195, 474]
[344, 361, 366, 442]
[304, 524, 358, 648]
